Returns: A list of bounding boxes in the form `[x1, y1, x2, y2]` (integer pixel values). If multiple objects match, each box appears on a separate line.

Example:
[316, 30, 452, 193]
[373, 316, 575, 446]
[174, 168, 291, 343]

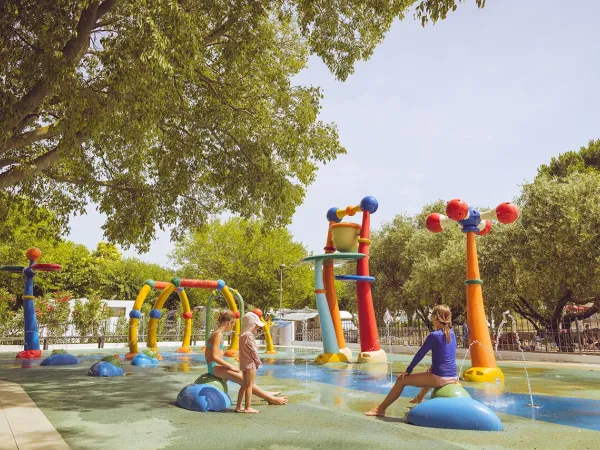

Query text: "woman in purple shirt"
[365, 305, 458, 417]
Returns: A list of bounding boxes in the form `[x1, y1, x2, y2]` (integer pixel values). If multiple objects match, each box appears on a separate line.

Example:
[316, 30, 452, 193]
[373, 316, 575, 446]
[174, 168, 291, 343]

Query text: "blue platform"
[335, 275, 376, 282]
[176, 383, 231, 412]
[407, 397, 503, 431]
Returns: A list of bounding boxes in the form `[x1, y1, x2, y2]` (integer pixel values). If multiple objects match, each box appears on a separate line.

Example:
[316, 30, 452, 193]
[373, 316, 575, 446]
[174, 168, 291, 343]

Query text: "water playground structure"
[0, 248, 62, 359]
[303, 196, 385, 364]
[426, 198, 519, 383]
[127, 277, 241, 360]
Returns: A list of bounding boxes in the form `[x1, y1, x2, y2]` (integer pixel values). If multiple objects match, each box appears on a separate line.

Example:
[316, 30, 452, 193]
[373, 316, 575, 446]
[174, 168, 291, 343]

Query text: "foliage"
[0, 288, 23, 336]
[482, 173, 600, 349]
[0, 0, 487, 250]
[415, 0, 487, 26]
[170, 217, 314, 312]
[537, 139, 600, 179]
[71, 297, 112, 337]
[36, 291, 72, 337]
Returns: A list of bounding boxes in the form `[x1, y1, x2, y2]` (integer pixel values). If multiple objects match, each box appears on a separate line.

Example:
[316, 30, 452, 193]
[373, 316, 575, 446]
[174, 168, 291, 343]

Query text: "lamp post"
[279, 264, 286, 318]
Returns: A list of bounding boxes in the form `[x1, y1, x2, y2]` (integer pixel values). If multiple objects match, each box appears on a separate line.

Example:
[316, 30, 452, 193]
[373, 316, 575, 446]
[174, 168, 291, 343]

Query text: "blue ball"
[41, 353, 79, 366]
[216, 279, 226, 290]
[88, 361, 124, 377]
[360, 196, 379, 214]
[129, 309, 142, 319]
[326, 207, 342, 223]
[176, 384, 232, 412]
[149, 309, 162, 319]
[131, 353, 159, 367]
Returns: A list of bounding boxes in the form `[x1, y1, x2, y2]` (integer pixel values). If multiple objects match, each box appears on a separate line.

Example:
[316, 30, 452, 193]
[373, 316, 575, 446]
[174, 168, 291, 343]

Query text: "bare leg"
[244, 370, 258, 413]
[213, 366, 288, 405]
[235, 373, 246, 412]
[365, 372, 438, 417]
[409, 387, 430, 404]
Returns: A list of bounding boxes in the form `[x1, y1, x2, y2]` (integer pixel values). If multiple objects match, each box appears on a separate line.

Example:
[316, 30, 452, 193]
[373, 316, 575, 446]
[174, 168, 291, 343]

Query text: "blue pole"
[23, 264, 40, 352]
[314, 260, 340, 354]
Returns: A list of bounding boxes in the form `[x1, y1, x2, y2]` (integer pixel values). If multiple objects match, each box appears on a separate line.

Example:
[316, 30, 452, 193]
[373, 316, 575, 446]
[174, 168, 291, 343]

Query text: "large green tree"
[0, 0, 485, 250]
[482, 172, 600, 351]
[170, 218, 313, 311]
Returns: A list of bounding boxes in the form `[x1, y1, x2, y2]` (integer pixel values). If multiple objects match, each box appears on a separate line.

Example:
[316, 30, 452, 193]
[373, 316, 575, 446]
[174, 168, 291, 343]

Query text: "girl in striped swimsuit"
[235, 311, 265, 413]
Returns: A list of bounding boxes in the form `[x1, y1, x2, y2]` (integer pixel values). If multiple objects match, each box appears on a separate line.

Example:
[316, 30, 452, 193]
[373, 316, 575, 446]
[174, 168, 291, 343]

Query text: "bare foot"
[267, 396, 288, 405]
[268, 391, 282, 396]
[244, 407, 259, 413]
[409, 396, 424, 404]
[234, 408, 245, 413]
[364, 407, 385, 417]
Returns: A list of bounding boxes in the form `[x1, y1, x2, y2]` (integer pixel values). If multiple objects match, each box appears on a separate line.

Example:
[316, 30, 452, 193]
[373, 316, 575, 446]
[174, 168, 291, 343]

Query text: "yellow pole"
[147, 283, 176, 358]
[126, 284, 152, 359]
[177, 289, 193, 353]
[221, 286, 240, 356]
[262, 317, 277, 354]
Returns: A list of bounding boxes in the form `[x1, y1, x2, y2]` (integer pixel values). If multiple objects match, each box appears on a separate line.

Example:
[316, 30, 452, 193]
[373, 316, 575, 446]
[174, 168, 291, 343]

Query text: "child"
[365, 305, 458, 417]
[235, 311, 265, 413]
[205, 311, 287, 405]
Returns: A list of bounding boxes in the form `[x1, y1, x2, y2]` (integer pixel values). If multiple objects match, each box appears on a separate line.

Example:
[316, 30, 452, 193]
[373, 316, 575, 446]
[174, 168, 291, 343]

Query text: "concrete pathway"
[0, 381, 69, 450]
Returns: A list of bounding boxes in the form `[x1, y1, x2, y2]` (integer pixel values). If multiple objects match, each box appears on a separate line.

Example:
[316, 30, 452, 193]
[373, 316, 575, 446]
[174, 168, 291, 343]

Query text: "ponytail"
[432, 305, 452, 344]
[443, 324, 451, 344]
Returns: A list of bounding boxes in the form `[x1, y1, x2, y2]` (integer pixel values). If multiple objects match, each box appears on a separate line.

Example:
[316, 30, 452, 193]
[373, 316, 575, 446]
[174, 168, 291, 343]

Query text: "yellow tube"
[147, 283, 176, 356]
[221, 286, 239, 355]
[262, 317, 277, 354]
[177, 289, 192, 353]
[126, 284, 152, 359]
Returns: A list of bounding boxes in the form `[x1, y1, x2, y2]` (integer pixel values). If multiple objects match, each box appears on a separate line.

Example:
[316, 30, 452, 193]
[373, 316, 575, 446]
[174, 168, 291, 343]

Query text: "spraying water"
[505, 311, 539, 408]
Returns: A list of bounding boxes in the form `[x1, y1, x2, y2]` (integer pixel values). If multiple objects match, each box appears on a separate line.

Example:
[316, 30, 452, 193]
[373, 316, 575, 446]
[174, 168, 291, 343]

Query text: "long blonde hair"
[432, 305, 452, 343]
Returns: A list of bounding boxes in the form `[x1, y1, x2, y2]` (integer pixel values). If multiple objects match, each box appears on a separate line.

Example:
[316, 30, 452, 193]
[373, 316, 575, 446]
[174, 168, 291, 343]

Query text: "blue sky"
[68, 0, 600, 267]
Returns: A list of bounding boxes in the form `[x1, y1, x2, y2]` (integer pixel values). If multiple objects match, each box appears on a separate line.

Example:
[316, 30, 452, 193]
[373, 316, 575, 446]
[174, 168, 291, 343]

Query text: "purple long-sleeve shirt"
[406, 329, 457, 377]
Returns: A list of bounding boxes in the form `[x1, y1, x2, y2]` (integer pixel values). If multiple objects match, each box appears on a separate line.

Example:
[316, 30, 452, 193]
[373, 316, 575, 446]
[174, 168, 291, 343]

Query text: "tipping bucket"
[330, 223, 361, 253]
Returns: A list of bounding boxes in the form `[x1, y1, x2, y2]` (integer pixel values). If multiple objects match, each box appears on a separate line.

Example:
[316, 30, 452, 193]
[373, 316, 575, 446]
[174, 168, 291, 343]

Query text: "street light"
[279, 264, 286, 318]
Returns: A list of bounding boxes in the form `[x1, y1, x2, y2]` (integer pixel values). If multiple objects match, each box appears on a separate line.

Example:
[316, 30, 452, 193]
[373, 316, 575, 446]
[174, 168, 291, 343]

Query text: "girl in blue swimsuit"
[205, 310, 288, 406]
[365, 305, 458, 417]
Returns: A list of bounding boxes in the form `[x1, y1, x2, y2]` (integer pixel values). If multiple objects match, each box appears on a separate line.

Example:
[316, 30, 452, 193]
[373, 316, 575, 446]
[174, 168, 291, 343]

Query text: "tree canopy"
[170, 217, 314, 311]
[1, 0, 486, 251]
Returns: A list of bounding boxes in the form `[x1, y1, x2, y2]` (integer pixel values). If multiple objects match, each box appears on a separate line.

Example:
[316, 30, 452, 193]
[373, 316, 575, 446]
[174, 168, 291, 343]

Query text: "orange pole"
[466, 232, 496, 369]
[323, 225, 347, 350]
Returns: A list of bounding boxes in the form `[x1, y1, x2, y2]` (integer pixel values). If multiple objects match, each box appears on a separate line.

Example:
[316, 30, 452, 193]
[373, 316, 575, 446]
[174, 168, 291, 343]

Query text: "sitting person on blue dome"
[365, 305, 458, 417]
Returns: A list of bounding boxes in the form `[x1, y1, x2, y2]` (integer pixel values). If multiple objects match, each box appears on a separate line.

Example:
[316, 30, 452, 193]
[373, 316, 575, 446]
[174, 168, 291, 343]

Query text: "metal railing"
[294, 314, 600, 355]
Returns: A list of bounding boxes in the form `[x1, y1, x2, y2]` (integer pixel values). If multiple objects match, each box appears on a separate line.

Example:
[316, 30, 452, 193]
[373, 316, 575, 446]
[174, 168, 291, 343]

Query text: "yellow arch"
[126, 280, 193, 360]
[127, 279, 241, 360]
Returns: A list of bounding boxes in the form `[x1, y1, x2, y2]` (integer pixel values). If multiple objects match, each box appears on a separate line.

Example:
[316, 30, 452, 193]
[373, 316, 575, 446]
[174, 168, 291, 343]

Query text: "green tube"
[204, 291, 216, 344]
[233, 289, 245, 318]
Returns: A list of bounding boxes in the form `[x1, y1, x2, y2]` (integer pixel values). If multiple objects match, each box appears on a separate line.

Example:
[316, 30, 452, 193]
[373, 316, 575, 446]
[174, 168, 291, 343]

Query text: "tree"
[71, 296, 112, 337]
[369, 213, 417, 325]
[0, 0, 486, 250]
[170, 218, 314, 312]
[483, 172, 600, 351]
[537, 139, 600, 179]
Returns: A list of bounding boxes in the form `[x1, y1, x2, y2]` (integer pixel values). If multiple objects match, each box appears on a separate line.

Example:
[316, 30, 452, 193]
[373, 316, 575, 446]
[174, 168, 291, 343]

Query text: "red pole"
[356, 211, 380, 352]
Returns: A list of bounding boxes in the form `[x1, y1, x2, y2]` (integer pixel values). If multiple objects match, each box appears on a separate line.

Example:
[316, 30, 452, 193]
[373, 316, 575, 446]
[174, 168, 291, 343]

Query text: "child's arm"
[405, 334, 434, 374]
[250, 335, 262, 368]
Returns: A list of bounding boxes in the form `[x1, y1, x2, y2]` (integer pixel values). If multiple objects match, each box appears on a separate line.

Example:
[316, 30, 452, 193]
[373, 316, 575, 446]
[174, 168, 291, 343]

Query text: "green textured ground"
[0, 349, 598, 450]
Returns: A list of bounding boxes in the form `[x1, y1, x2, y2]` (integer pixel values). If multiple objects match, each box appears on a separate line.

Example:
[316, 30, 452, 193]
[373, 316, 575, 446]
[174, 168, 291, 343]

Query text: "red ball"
[496, 202, 519, 224]
[252, 308, 263, 318]
[425, 213, 443, 233]
[476, 220, 492, 236]
[446, 199, 469, 221]
[233, 310, 240, 319]
[183, 311, 193, 320]
[25, 247, 42, 261]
